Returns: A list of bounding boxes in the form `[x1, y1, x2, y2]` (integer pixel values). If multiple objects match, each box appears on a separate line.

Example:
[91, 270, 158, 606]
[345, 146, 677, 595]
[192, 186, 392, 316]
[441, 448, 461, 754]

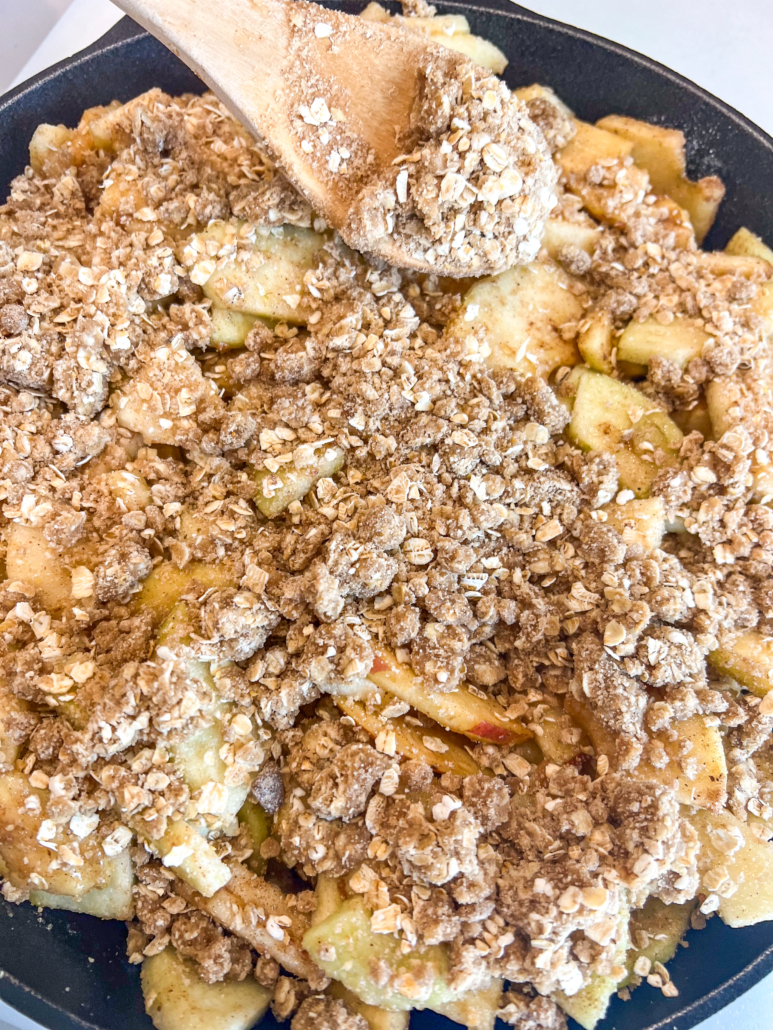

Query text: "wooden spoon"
[111, 0, 473, 270]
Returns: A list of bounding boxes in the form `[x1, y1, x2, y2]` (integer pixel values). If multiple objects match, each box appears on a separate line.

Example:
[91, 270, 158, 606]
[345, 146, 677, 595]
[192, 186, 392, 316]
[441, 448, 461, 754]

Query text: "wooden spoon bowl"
[112, 0, 472, 270]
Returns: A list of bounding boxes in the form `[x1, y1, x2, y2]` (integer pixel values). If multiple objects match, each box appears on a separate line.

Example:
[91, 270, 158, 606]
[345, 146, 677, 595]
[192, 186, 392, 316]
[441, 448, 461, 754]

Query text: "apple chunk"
[578, 310, 615, 374]
[445, 259, 583, 378]
[557, 120, 633, 177]
[368, 647, 528, 746]
[596, 114, 725, 242]
[617, 317, 710, 370]
[602, 497, 666, 556]
[565, 698, 727, 811]
[568, 369, 683, 496]
[690, 809, 773, 927]
[254, 444, 345, 518]
[142, 946, 272, 1030]
[725, 226, 773, 338]
[180, 223, 326, 325]
[709, 630, 773, 697]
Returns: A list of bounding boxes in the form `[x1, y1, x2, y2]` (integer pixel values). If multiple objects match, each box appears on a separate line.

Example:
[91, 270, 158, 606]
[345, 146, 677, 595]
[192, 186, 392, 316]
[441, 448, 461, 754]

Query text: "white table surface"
[2, 1, 773, 1028]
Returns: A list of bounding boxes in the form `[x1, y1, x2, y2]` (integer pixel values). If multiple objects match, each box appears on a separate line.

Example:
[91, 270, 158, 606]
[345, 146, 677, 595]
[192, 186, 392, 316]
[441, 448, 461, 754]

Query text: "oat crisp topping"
[2, 5, 773, 1030]
[342, 53, 556, 274]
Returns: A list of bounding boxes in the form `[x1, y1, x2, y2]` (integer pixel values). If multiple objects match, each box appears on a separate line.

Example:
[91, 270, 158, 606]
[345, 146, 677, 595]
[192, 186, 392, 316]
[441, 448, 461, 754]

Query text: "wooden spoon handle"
[110, 0, 434, 228]
[111, 0, 290, 146]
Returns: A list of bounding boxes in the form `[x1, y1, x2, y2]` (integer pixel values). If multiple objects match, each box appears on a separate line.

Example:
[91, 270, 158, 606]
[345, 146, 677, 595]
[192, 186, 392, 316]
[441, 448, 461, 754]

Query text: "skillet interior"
[1, 4, 773, 1028]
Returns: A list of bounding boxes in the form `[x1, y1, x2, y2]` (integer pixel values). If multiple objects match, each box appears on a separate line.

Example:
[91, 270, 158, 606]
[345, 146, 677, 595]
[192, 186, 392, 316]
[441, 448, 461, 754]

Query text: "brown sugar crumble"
[342, 53, 557, 274]
[2, 4, 773, 1029]
[280, 1, 556, 276]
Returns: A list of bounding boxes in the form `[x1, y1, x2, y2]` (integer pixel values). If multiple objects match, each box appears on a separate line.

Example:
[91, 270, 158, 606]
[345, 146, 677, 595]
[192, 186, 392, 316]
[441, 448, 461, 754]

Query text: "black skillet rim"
[0, 3, 773, 1029]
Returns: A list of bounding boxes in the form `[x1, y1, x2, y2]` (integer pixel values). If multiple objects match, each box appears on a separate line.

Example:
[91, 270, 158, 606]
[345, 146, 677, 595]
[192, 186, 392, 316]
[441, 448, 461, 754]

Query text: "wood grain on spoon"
[112, 0, 556, 275]
[111, 3, 438, 220]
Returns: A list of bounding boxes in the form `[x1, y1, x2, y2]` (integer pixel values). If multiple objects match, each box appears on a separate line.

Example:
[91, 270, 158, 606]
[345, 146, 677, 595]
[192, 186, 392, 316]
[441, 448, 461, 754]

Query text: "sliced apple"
[568, 369, 683, 497]
[690, 808, 773, 927]
[181, 223, 326, 324]
[334, 695, 481, 778]
[0, 771, 110, 896]
[210, 305, 258, 349]
[541, 219, 601, 260]
[578, 310, 615, 374]
[446, 259, 583, 378]
[596, 114, 725, 243]
[254, 444, 345, 518]
[29, 849, 134, 920]
[617, 317, 710, 370]
[555, 897, 630, 1030]
[142, 945, 272, 1030]
[565, 698, 726, 811]
[132, 560, 238, 627]
[5, 523, 73, 611]
[602, 497, 666, 556]
[619, 896, 694, 989]
[709, 630, 773, 697]
[725, 226, 773, 337]
[176, 862, 317, 980]
[557, 120, 633, 177]
[368, 648, 528, 746]
[143, 819, 232, 898]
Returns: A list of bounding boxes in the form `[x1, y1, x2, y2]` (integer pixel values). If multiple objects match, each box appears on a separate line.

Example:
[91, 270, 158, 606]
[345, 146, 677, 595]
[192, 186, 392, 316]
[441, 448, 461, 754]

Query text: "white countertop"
[2, 1, 773, 1029]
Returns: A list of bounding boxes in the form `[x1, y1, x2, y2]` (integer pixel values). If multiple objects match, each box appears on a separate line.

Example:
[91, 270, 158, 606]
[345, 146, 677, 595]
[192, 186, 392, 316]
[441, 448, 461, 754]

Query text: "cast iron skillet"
[1, 3, 773, 1028]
